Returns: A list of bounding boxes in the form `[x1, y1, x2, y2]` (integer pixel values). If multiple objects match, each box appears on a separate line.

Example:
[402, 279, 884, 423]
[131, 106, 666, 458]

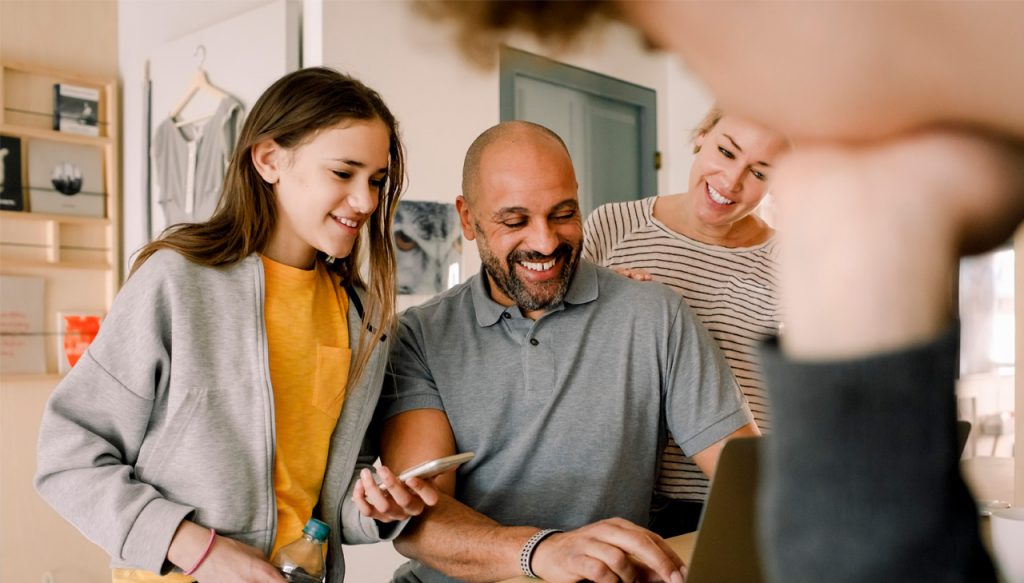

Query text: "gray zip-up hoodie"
[35, 250, 401, 581]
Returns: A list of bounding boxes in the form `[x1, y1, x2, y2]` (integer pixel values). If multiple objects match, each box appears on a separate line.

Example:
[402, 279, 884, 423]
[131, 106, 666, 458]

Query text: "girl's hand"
[168, 520, 285, 582]
[614, 267, 653, 282]
[352, 465, 440, 522]
[190, 535, 286, 582]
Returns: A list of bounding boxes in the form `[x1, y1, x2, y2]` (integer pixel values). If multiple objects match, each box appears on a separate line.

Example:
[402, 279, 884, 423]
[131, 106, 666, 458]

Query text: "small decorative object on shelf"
[0, 135, 25, 211]
[56, 311, 103, 374]
[27, 139, 105, 217]
[52, 83, 100, 136]
[0, 275, 47, 374]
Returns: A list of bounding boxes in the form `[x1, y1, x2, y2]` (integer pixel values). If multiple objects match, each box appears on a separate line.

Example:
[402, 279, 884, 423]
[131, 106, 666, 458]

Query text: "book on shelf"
[0, 134, 25, 211]
[57, 311, 104, 374]
[53, 83, 100, 136]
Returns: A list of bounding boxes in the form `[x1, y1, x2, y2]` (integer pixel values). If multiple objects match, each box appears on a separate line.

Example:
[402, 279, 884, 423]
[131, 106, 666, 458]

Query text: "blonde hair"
[692, 107, 724, 153]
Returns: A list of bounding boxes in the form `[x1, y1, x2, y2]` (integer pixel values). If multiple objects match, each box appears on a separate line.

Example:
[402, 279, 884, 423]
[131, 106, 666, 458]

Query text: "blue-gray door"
[500, 47, 657, 218]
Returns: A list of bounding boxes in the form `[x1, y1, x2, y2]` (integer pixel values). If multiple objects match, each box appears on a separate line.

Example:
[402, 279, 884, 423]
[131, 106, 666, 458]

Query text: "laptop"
[684, 436, 763, 583]
[956, 419, 971, 457]
[684, 421, 971, 582]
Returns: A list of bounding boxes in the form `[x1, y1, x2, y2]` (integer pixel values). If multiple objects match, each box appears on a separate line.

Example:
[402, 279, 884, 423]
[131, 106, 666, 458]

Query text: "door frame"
[499, 46, 658, 198]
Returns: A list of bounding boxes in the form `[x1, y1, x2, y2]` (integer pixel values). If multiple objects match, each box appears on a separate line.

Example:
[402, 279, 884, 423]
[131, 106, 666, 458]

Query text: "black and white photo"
[53, 83, 100, 136]
[393, 200, 462, 295]
[27, 139, 105, 217]
[0, 135, 25, 211]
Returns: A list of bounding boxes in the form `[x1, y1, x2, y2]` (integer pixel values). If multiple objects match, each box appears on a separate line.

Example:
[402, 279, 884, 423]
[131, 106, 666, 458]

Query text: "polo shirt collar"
[470, 259, 600, 327]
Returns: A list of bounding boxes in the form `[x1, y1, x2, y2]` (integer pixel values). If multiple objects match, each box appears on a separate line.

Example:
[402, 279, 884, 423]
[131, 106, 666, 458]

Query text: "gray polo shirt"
[382, 260, 751, 583]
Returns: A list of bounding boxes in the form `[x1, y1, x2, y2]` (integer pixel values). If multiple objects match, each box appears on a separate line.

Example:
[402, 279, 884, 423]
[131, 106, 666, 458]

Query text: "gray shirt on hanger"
[152, 96, 243, 228]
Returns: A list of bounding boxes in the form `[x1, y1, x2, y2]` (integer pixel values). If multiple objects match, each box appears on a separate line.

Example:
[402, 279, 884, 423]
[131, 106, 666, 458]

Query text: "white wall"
[119, 0, 280, 275]
[665, 61, 716, 194]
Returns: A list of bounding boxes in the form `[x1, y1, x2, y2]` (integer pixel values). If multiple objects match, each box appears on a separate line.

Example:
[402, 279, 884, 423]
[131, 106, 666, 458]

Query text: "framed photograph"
[0, 134, 25, 211]
[56, 311, 104, 374]
[27, 139, 105, 217]
[392, 201, 462, 295]
[53, 83, 100, 136]
[0, 275, 46, 374]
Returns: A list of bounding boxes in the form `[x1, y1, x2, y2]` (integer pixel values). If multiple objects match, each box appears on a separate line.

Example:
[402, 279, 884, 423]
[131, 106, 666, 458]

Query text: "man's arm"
[690, 422, 760, 478]
[383, 409, 537, 581]
[381, 409, 686, 583]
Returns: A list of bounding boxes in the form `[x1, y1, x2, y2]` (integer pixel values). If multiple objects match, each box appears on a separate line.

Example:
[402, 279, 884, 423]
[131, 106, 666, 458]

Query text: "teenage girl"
[35, 67, 437, 583]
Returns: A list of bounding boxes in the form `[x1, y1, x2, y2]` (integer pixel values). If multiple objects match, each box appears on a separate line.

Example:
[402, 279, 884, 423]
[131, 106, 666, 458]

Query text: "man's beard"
[479, 241, 580, 312]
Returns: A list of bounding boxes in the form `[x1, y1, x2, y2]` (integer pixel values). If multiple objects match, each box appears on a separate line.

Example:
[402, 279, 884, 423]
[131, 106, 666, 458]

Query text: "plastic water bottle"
[270, 518, 329, 583]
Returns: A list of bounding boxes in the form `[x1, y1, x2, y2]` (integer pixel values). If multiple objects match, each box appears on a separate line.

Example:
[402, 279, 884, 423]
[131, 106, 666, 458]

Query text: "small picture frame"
[56, 311, 104, 374]
[0, 275, 47, 375]
[0, 134, 25, 211]
[53, 83, 101, 136]
[27, 139, 105, 217]
[392, 200, 462, 295]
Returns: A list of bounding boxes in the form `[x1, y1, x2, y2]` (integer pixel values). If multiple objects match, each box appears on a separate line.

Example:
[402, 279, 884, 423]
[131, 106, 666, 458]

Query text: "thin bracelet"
[183, 528, 217, 576]
[520, 528, 562, 578]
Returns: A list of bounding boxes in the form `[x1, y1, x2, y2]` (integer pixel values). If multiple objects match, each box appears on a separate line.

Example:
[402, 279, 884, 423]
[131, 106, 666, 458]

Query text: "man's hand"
[530, 518, 685, 583]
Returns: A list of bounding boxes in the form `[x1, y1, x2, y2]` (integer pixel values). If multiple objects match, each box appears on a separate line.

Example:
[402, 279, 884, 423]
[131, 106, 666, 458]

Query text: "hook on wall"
[194, 45, 207, 69]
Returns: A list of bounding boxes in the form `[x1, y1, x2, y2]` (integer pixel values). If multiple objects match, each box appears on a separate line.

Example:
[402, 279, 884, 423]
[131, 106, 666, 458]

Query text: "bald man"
[372, 121, 758, 583]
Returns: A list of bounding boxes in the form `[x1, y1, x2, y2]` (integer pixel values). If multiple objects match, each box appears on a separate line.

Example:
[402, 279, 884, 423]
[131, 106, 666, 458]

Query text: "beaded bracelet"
[519, 528, 562, 578]
[183, 528, 217, 576]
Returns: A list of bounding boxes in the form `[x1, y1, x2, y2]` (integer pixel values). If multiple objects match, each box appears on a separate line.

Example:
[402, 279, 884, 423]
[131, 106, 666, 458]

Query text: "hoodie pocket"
[313, 344, 351, 419]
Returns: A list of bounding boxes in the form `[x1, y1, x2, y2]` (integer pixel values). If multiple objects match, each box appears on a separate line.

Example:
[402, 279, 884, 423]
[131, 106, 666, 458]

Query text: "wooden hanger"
[169, 45, 228, 126]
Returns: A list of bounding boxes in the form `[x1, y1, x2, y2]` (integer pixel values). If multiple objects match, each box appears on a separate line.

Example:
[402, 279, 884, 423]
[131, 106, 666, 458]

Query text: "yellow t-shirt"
[112, 257, 350, 582]
[262, 255, 350, 558]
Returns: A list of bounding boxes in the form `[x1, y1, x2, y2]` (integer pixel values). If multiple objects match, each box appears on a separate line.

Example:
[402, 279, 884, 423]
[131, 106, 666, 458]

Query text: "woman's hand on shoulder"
[352, 465, 440, 523]
[614, 267, 653, 282]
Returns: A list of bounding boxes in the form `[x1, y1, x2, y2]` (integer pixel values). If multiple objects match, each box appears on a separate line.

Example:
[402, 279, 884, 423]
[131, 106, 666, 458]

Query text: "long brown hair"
[133, 67, 404, 389]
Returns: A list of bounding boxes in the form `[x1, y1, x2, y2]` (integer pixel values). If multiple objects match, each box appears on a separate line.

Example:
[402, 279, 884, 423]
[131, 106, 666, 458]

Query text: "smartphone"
[378, 452, 475, 489]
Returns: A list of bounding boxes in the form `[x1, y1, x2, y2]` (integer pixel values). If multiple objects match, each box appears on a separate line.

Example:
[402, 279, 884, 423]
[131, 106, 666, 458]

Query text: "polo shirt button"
[503, 312, 511, 319]
[530, 338, 539, 346]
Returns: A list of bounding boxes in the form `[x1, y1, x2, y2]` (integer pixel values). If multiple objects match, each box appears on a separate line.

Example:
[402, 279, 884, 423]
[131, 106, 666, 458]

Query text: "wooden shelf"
[0, 122, 112, 146]
[2, 59, 121, 375]
[1, 60, 111, 86]
[0, 210, 110, 225]
[0, 257, 111, 271]
[0, 373, 63, 383]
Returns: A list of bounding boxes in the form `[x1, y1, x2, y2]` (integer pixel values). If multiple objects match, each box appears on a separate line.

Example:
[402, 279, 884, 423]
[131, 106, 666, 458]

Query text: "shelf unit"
[1, 61, 120, 377]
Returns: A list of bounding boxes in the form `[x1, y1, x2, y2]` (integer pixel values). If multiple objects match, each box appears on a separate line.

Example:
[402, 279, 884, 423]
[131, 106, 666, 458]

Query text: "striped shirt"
[583, 196, 779, 501]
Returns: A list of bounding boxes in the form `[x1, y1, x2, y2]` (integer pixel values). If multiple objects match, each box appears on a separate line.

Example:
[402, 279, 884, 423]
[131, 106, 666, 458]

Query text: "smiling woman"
[583, 110, 789, 537]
